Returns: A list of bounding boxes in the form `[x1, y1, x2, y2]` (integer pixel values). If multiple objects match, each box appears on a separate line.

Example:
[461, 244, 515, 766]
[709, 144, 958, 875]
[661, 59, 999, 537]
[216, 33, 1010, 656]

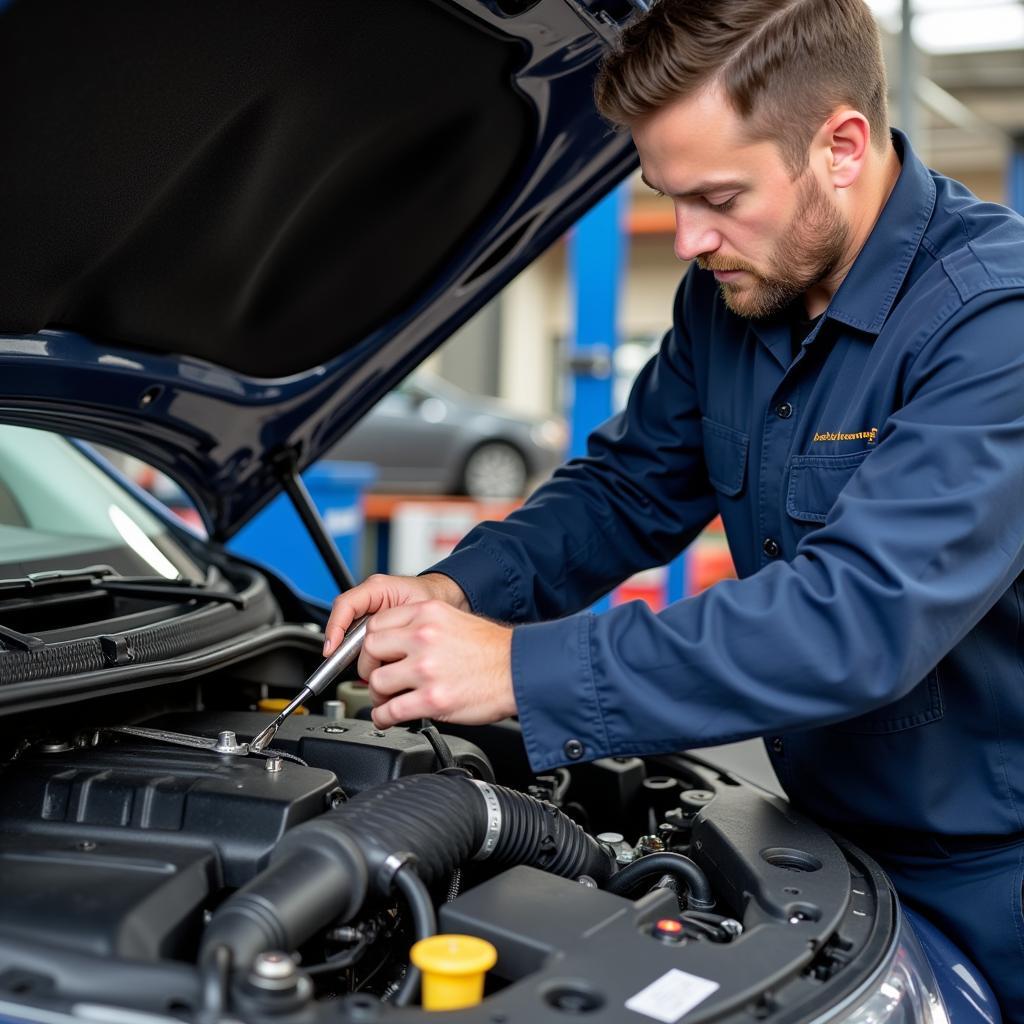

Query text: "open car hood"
[0, 0, 637, 539]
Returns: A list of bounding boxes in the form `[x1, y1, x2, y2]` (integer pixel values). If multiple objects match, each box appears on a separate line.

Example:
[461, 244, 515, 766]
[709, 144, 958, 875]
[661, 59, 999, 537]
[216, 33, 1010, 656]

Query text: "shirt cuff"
[511, 614, 612, 773]
[424, 537, 529, 622]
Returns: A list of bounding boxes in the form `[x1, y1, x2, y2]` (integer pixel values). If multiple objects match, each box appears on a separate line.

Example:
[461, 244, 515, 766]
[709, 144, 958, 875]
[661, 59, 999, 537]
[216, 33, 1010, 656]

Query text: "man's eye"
[706, 196, 738, 212]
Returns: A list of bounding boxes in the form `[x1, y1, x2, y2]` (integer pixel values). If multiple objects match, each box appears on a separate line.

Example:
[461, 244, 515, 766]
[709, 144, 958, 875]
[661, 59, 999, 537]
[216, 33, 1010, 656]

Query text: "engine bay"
[0, 671, 895, 1024]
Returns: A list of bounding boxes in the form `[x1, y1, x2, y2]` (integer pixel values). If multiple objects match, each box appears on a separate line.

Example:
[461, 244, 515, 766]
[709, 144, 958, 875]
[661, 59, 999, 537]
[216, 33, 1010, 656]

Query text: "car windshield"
[0, 426, 205, 582]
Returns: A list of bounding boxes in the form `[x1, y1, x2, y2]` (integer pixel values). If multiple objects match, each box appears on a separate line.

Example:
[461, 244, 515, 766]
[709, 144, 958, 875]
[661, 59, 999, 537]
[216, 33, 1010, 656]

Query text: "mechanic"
[325, 0, 1024, 1012]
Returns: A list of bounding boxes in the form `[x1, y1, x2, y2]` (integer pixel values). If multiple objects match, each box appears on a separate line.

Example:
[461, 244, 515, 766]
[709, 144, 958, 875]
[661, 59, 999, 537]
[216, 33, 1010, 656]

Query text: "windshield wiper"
[0, 565, 246, 609]
[0, 622, 44, 652]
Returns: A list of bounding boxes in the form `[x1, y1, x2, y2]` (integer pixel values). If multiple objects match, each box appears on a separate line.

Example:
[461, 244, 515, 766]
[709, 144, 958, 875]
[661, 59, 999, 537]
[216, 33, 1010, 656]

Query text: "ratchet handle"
[249, 616, 370, 753]
[306, 616, 369, 697]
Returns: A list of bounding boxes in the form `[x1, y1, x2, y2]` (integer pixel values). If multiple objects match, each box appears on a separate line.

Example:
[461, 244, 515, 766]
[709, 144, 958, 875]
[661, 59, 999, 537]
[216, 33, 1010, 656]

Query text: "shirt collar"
[826, 129, 936, 335]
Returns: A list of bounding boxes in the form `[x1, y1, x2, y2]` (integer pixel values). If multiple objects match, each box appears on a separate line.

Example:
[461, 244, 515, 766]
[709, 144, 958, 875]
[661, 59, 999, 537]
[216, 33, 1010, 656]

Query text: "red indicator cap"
[655, 919, 684, 934]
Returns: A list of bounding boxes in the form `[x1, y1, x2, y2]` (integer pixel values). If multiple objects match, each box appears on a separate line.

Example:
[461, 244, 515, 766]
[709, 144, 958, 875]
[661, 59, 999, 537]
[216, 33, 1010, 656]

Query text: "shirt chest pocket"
[702, 417, 749, 498]
[786, 450, 871, 523]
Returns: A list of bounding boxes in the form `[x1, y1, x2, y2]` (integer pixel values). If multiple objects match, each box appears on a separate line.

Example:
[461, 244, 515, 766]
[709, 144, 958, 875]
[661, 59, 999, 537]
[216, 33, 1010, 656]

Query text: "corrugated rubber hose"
[200, 771, 616, 971]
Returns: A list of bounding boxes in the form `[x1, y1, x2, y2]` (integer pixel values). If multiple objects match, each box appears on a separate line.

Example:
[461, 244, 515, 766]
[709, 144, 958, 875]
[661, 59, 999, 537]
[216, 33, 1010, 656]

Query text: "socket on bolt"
[213, 730, 247, 755]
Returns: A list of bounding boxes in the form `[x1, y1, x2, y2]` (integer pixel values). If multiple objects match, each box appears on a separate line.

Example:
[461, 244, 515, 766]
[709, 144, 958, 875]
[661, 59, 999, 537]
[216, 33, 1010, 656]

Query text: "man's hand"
[323, 572, 469, 657]
[357, 601, 517, 729]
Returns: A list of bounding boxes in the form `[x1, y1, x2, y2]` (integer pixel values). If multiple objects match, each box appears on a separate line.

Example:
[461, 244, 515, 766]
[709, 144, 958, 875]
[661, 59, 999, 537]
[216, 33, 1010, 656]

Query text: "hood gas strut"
[270, 448, 356, 594]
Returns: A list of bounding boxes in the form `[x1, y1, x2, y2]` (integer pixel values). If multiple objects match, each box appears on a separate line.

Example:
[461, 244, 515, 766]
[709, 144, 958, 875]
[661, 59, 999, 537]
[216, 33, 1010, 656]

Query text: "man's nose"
[673, 207, 721, 262]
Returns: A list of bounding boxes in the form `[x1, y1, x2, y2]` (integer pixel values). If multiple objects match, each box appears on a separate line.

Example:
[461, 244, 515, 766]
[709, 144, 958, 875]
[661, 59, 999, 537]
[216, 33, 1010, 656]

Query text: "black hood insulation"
[0, 0, 532, 377]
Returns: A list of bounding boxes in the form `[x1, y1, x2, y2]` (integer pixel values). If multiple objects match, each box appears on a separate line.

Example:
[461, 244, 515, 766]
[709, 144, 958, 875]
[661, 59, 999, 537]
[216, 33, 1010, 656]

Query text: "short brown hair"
[594, 0, 889, 174]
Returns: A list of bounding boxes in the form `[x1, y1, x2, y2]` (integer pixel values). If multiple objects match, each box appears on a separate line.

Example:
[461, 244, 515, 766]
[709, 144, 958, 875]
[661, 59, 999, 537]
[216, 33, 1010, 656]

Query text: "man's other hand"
[323, 572, 469, 657]
[358, 601, 517, 729]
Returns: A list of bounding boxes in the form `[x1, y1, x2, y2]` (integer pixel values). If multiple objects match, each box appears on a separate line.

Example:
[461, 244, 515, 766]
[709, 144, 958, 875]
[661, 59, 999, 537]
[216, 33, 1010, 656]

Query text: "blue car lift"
[568, 185, 688, 611]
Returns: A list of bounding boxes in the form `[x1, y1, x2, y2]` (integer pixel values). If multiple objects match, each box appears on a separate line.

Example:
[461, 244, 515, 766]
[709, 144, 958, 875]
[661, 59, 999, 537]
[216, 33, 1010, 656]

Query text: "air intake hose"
[201, 772, 615, 968]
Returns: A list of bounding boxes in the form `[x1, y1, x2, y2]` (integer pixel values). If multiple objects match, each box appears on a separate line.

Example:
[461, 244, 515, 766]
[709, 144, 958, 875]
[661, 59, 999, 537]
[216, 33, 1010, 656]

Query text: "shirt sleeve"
[425, 272, 718, 622]
[510, 292, 1024, 772]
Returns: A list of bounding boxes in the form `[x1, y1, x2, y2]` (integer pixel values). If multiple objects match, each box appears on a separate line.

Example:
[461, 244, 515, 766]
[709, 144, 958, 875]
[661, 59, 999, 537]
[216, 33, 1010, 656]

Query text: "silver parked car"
[329, 372, 567, 499]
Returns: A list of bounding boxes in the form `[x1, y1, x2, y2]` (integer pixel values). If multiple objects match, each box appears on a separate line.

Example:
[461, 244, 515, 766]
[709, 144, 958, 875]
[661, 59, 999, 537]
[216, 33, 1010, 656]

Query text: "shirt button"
[563, 739, 584, 760]
[775, 402, 793, 419]
[763, 537, 781, 558]
[770, 737, 784, 754]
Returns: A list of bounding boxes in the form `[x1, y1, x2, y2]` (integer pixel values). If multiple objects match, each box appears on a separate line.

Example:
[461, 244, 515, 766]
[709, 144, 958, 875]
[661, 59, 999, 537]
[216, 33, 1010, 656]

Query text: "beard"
[697, 172, 850, 320]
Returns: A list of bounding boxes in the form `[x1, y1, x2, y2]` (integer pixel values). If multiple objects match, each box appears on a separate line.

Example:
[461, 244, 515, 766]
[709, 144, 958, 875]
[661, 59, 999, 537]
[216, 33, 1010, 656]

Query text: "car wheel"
[461, 441, 528, 499]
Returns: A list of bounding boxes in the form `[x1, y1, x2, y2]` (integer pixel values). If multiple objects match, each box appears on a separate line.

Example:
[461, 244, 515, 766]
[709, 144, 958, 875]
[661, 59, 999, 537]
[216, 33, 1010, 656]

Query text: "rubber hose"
[201, 773, 614, 970]
[489, 784, 615, 883]
[200, 828, 367, 967]
[417, 720, 457, 768]
[289, 773, 483, 891]
[391, 865, 437, 1008]
[287, 773, 614, 892]
[604, 852, 715, 909]
[551, 767, 571, 804]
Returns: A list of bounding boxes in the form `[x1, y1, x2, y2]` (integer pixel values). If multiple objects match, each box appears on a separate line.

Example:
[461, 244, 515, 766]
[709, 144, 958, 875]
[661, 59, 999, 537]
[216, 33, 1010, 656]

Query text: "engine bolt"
[264, 756, 283, 773]
[251, 951, 296, 981]
[636, 834, 666, 856]
[679, 790, 715, 814]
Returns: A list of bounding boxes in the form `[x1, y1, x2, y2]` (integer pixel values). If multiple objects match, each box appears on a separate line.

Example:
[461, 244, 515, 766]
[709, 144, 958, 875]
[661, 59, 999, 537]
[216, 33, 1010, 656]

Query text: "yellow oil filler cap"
[257, 698, 309, 715]
[410, 934, 497, 1010]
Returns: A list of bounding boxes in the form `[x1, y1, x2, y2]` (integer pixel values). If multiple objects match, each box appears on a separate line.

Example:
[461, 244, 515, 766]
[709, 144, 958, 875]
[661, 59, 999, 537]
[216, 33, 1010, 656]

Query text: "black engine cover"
[0, 739, 340, 961]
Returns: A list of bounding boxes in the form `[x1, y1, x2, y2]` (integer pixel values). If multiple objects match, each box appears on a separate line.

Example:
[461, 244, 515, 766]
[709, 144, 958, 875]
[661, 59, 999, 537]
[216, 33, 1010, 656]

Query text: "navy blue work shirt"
[430, 131, 1024, 836]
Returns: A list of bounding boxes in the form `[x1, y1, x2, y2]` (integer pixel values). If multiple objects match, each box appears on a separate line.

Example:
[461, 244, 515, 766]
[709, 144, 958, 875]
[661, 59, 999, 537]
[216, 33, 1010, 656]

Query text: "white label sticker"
[624, 969, 720, 1023]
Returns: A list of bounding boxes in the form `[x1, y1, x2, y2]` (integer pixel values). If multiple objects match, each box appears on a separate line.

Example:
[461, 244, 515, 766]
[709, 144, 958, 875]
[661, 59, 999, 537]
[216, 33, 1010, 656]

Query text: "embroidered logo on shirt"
[813, 427, 878, 444]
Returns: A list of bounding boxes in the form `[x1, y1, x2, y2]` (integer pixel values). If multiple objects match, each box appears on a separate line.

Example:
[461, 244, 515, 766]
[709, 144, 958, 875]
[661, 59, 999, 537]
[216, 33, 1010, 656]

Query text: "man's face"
[631, 85, 850, 319]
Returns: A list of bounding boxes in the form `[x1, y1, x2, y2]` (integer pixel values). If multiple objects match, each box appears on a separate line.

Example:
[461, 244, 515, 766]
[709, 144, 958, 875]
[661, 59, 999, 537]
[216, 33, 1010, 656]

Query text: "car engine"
[0, 682, 899, 1024]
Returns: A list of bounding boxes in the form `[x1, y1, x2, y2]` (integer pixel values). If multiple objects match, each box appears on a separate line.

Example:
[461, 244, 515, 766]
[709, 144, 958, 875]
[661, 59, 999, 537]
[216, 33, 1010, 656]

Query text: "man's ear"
[816, 109, 871, 190]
